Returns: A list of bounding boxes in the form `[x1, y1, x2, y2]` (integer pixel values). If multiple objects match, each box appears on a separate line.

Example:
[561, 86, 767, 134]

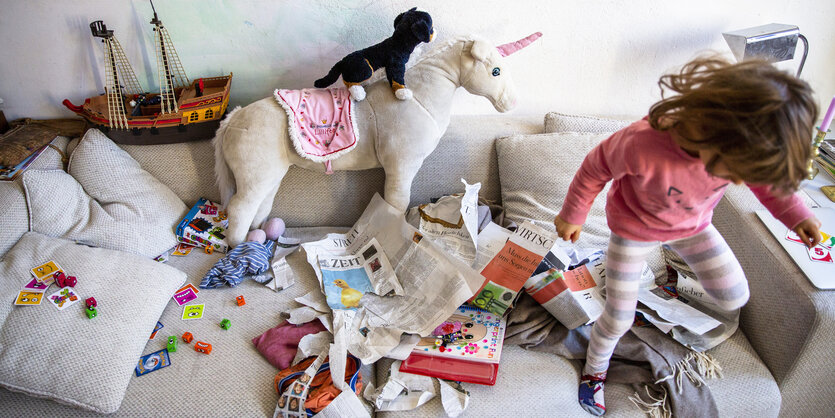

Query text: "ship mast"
[150, 0, 190, 115]
[90, 20, 143, 129]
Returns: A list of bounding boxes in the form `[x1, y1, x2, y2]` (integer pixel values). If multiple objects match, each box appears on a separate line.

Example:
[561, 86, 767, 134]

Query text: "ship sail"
[150, 0, 189, 115]
[90, 20, 143, 129]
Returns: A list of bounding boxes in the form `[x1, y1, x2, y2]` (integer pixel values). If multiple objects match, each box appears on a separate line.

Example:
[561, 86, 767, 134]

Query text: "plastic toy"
[245, 229, 266, 244]
[236, 295, 246, 306]
[167, 336, 178, 352]
[262, 217, 285, 241]
[194, 341, 212, 354]
[220, 319, 231, 330]
[314, 8, 434, 101]
[85, 297, 97, 308]
[65, 275, 77, 287]
[53, 271, 67, 287]
[204, 245, 214, 254]
[86, 306, 98, 319]
[182, 332, 194, 343]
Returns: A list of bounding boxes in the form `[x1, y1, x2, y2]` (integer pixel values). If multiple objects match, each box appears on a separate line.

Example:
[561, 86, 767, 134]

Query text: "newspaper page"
[523, 255, 607, 329]
[406, 179, 481, 266]
[315, 238, 399, 310]
[468, 221, 556, 316]
[301, 193, 487, 364]
[668, 270, 740, 351]
[472, 222, 514, 271]
[637, 285, 722, 335]
[260, 236, 302, 291]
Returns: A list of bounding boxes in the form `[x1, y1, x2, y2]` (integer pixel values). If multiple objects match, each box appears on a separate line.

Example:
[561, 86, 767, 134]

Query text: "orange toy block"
[182, 332, 194, 343]
[236, 295, 246, 306]
[194, 341, 212, 354]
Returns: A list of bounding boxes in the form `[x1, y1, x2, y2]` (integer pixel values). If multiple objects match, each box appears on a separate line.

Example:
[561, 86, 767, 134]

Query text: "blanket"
[505, 293, 721, 417]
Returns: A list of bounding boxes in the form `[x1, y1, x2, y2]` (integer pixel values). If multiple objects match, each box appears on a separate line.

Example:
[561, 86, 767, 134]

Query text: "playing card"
[181, 304, 205, 320]
[808, 245, 834, 264]
[172, 288, 198, 306]
[820, 230, 834, 249]
[48, 287, 80, 310]
[175, 283, 200, 295]
[14, 291, 45, 306]
[23, 278, 50, 292]
[31, 261, 62, 284]
[135, 349, 171, 377]
[149, 321, 164, 339]
[785, 229, 805, 245]
[154, 252, 170, 263]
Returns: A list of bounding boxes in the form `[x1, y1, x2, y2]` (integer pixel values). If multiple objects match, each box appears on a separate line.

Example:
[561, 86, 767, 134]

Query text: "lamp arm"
[796, 34, 809, 77]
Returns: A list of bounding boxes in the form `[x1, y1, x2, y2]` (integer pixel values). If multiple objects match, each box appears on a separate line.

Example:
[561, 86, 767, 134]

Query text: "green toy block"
[167, 336, 178, 352]
[220, 318, 231, 330]
[85, 306, 97, 319]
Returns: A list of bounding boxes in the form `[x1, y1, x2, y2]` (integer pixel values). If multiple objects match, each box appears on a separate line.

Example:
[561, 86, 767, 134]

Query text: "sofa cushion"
[22, 169, 179, 258]
[0, 232, 186, 413]
[496, 132, 613, 248]
[544, 111, 632, 134]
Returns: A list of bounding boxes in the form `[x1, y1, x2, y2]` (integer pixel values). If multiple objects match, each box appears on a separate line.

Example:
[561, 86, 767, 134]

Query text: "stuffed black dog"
[314, 7, 434, 101]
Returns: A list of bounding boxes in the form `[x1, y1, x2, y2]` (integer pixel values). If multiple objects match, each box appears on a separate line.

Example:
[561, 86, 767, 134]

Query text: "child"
[554, 56, 822, 416]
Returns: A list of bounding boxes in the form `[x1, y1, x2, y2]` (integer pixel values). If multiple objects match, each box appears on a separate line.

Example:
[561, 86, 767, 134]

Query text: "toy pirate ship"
[63, 2, 232, 145]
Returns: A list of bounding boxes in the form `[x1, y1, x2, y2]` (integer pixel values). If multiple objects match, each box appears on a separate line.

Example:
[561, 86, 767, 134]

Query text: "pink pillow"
[252, 320, 327, 370]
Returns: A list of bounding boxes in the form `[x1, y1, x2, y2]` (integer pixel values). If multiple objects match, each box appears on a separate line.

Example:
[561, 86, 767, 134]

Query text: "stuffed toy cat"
[313, 7, 434, 101]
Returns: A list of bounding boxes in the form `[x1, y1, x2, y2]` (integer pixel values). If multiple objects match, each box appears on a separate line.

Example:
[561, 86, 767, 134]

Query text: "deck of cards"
[14, 260, 65, 306]
[785, 228, 834, 264]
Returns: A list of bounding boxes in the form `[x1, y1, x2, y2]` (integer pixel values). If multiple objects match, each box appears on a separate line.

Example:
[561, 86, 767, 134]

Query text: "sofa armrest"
[713, 185, 835, 415]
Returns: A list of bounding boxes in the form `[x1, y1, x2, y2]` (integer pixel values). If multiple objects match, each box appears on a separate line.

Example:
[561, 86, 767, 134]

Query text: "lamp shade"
[722, 23, 800, 62]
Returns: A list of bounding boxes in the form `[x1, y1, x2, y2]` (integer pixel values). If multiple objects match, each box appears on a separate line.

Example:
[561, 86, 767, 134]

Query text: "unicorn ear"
[470, 39, 492, 62]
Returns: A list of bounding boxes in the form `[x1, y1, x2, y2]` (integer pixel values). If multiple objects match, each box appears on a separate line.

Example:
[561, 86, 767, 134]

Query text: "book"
[0, 144, 47, 181]
[175, 198, 230, 253]
[399, 305, 507, 385]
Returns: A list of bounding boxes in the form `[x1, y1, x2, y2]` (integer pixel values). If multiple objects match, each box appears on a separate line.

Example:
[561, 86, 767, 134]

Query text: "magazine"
[399, 305, 507, 385]
[0, 144, 47, 181]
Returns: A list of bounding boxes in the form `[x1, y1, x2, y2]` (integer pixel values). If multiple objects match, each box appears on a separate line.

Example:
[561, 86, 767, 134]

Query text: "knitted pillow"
[543, 112, 632, 134]
[0, 232, 185, 413]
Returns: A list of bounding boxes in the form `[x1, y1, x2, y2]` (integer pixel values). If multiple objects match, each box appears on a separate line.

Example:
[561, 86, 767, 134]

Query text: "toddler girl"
[554, 57, 822, 416]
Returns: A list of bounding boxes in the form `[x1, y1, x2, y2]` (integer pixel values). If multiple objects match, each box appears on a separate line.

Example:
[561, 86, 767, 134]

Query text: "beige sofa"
[0, 113, 831, 417]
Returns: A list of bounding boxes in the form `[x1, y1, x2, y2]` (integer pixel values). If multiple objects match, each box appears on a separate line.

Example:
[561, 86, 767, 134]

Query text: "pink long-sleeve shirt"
[558, 119, 813, 242]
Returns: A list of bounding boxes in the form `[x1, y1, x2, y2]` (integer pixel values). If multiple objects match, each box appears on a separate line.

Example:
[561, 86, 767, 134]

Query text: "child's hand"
[554, 215, 582, 243]
[793, 216, 822, 248]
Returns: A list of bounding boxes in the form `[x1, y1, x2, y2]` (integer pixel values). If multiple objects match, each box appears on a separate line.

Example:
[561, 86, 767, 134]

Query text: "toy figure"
[314, 8, 434, 101]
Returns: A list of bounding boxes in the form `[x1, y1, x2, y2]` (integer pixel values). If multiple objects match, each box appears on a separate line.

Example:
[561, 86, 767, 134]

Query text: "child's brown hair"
[648, 56, 818, 193]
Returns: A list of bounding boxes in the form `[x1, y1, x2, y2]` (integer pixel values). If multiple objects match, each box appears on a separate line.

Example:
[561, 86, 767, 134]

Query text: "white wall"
[1, 0, 833, 121]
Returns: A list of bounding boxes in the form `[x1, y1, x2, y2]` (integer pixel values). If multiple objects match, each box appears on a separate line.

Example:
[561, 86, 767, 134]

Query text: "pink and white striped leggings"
[584, 225, 750, 375]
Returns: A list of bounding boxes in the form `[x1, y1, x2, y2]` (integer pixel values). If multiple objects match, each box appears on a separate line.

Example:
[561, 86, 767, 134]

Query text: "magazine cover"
[399, 305, 507, 385]
[175, 198, 229, 253]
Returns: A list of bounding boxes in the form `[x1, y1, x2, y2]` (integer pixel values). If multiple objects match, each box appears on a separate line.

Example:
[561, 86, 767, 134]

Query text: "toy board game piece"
[135, 349, 171, 377]
[14, 291, 44, 306]
[167, 336, 178, 352]
[172, 287, 198, 306]
[53, 271, 67, 287]
[204, 245, 214, 254]
[220, 318, 231, 330]
[181, 304, 205, 320]
[171, 243, 195, 256]
[31, 261, 62, 284]
[86, 306, 98, 319]
[149, 321, 164, 339]
[194, 341, 212, 354]
[236, 295, 246, 306]
[48, 287, 80, 310]
[22, 278, 49, 292]
[85, 297, 97, 308]
[182, 332, 194, 343]
[64, 276, 77, 287]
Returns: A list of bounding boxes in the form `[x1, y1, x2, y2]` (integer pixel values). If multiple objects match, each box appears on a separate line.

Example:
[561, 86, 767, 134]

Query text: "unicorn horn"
[496, 32, 543, 57]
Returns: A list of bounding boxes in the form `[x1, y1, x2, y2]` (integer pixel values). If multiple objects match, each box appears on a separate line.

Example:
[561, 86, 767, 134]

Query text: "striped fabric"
[200, 240, 276, 288]
[585, 225, 749, 375]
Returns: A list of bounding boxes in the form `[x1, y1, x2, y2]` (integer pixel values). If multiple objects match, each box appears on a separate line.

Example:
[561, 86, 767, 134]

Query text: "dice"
[86, 297, 97, 308]
[85, 306, 97, 319]
[220, 319, 231, 330]
[235, 295, 246, 306]
[194, 341, 212, 354]
[64, 276, 77, 288]
[167, 336, 178, 352]
[53, 271, 67, 287]
[182, 332, 194, 343]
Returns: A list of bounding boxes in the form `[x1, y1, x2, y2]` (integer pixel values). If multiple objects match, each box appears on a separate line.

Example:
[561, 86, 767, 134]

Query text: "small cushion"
[544, 111, 632, 134]
[496, 132, 612, 248]
[0, 232, 186, 413]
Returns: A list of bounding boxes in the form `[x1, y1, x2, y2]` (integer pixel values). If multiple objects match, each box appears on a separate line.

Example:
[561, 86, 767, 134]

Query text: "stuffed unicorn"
[313, 8, 434, 101]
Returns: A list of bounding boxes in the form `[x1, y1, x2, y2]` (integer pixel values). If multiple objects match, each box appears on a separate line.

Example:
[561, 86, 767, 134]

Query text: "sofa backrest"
[121, 114, 542, 227]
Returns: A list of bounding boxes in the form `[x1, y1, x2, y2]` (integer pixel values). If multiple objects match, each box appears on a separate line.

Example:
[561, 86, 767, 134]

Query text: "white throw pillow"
[544, 111, 633, 134]
[0, 232, 186, 413]
[496, 132, 612, 248]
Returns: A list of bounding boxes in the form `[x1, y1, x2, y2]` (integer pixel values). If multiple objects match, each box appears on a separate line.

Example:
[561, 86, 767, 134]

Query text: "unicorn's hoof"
[349, 85, 366, 101]
[395, 88, 413, 101]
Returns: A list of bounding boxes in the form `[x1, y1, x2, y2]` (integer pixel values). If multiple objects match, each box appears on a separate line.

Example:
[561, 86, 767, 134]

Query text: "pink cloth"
[252, 320, 327, 370]
[559, 118, 813, 242]
[274, 88, 357, 170]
